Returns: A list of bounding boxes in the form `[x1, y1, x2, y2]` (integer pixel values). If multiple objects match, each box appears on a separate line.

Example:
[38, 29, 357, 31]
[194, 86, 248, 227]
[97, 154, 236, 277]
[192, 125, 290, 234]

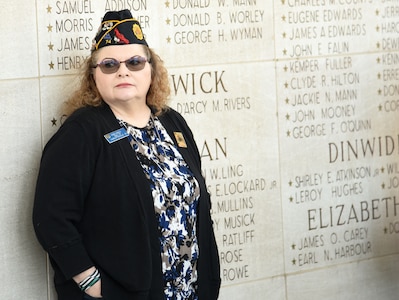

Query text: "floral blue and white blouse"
[120, 115, 200, 300]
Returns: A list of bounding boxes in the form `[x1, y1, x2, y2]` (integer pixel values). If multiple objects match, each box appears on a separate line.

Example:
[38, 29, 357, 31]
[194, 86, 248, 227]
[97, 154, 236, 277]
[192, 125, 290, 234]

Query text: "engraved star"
[283, 49, 287, 55]
[46, 5, 52, 13]
[165, 0, 170, 8]
[166, 36, 171, 43]
[381, 167, 385, 173]
[285, 97, 289, 104]
[287, 130, 291, 137]
[289, 196, 293, 203]
[284, 82, 289, 88]
[47, 24, 53, 32]
[375, 9, 379, 16]
[286, 113, 290, 120]
[48, 43, 54, 51]
[291, 243, 296, 250]
[384, 227, 388, 234]
[281, 0, 285, 4]
[282, 32, 286, 39]
[292, 258, 296, 265]
[376, 25, 380, 32]
[51, 117, 57, 126]
[283, 65, 288, 72]
[378, 89, 382, 95]
[376, 42, 380, 49]
[166, 18, 171, 25]
[378, 104, 382, 111]
[381, 183, 385, 189]
[282, 15, 286, 22]
[376, 57, 380, 63]
[288, 180, 292, 186]
[377, 73, 381, 79]
[49, 61, 54, 69]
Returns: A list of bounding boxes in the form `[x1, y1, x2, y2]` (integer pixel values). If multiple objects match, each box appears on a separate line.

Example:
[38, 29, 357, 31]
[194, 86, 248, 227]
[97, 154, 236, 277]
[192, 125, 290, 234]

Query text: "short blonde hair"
[63, 46, 170, 117]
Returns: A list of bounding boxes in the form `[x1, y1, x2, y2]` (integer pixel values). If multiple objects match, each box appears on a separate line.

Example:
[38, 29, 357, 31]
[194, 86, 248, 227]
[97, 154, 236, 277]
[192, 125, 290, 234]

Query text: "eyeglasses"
[93, 56, 149, 74]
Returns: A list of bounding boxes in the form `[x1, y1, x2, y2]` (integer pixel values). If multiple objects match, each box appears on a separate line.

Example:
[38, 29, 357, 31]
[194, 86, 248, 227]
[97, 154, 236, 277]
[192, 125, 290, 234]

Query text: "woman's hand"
[83, 279, 102, 298]
[73, 267, 102, 298]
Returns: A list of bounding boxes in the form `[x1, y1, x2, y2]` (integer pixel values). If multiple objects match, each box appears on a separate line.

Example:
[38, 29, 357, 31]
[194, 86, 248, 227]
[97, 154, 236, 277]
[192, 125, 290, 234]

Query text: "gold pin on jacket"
[174, 132, 187, 148]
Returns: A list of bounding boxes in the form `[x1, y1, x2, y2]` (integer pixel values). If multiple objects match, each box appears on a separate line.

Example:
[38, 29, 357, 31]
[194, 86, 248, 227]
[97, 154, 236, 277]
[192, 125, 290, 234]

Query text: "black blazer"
[33, 104, 221, 300]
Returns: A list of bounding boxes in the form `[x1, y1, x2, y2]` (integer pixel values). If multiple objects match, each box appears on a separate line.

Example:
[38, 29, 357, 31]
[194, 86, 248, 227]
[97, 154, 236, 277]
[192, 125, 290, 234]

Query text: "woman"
[33, 10, 221, 300]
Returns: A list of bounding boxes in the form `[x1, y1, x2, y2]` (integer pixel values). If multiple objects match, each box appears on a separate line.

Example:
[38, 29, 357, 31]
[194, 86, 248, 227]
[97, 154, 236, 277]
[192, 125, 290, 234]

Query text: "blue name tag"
[104, 128, 129, 144]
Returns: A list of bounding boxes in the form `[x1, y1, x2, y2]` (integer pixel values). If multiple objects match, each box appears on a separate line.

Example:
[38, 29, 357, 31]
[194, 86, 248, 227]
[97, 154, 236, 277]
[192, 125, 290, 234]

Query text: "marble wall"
[1, 0, 399, 299]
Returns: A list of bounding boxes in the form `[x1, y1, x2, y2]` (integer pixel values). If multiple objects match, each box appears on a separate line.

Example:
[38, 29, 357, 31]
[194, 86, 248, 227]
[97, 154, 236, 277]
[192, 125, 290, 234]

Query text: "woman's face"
[93, 44, 151, 107]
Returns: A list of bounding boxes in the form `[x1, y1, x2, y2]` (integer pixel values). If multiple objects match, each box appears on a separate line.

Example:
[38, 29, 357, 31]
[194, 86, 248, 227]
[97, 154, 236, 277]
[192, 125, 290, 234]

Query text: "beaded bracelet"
[78, 269, 101, 292]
